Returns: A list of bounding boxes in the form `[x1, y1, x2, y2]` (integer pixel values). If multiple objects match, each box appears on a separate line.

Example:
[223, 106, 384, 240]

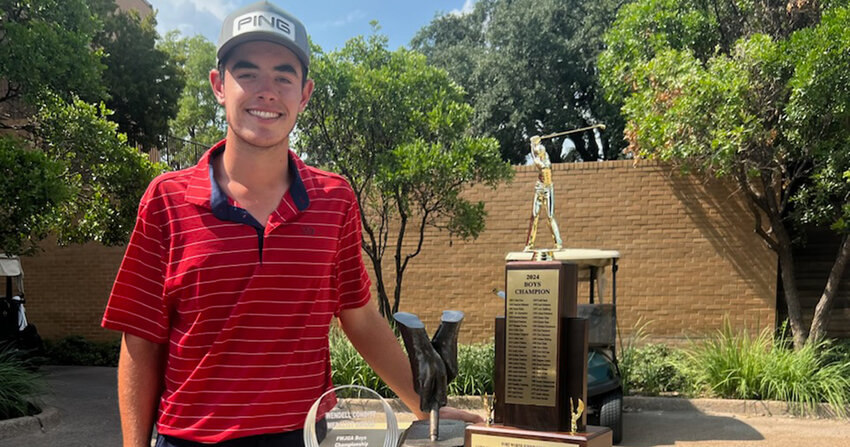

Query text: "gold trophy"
[523, 124, 606, 260]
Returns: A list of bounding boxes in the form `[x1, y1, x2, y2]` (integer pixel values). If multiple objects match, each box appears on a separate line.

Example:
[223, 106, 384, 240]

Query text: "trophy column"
[468, 256, 612, 447]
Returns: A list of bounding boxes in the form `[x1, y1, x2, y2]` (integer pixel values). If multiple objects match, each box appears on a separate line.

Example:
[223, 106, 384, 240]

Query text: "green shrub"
[329, 327, 494, 398]
[329, 328, 392, 398]
[44, 336, 120, 367]
[448, 343, 494, 396]
[679, 321, 850, 416]
[0, 344, 44, 419]
[624, 343, 687, 395]
[617, 318, 649, 395]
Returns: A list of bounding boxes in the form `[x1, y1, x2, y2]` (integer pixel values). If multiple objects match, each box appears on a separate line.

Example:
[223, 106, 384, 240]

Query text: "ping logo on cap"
[232, 12, 295, 40]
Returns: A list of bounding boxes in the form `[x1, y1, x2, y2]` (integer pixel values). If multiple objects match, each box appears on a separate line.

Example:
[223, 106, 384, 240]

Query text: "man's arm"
[118, 333, 166, 447]
[338, 304, 483, 423]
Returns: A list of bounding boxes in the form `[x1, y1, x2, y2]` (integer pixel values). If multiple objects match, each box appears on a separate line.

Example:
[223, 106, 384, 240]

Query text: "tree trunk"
[808, 234, 850, 342]
[768, 210, 810, 349]
[368, 250, 392, 322]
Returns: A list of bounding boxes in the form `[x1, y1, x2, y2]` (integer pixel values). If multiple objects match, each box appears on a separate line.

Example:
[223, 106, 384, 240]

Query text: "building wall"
[115, 0, 153, 18]
[20, 160, 778, 343]
[367, 160, 777, 344]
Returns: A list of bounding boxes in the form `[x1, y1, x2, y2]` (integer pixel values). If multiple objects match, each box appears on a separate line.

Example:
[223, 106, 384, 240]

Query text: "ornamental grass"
[678, 321, 850, 416]
[0, 343, 44, 420]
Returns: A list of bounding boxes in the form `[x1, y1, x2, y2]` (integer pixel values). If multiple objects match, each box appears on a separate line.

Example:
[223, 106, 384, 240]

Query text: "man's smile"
[247, 109, 282, 119]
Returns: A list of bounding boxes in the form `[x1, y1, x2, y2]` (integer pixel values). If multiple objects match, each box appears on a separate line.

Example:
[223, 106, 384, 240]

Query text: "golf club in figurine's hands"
[394, 310, 464, 442]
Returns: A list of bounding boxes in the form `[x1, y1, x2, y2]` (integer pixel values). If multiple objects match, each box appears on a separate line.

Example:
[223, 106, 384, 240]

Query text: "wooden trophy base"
[465, 423, 612, 447]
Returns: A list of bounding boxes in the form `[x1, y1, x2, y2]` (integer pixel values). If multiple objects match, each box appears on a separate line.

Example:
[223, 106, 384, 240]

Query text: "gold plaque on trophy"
[505, 269, 560, 406]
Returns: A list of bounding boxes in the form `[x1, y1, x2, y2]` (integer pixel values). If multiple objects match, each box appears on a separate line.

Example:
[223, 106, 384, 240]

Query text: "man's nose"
[256, 76, 278, 101]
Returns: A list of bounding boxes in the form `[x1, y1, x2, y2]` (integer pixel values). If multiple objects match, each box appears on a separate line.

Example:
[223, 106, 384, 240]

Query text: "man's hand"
[439, 406, 485, 424]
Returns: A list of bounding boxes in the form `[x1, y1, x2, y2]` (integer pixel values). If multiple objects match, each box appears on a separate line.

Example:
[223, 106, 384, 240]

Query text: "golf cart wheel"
[600, 390, 623, 444]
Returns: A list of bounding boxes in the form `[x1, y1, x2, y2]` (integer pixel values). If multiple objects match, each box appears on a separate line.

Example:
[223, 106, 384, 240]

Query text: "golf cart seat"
[578, 303, 615, 347]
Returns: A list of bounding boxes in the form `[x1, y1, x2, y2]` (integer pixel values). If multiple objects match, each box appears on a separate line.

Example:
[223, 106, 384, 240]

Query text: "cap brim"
[217, 33, 310, 73]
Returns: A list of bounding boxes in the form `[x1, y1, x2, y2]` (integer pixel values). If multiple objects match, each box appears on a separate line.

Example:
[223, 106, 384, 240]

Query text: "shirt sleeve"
[101, 185, 170, 343]
[335, 199, 372, 314]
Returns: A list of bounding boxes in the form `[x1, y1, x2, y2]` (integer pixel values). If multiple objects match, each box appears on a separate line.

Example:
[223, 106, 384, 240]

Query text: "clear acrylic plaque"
[303, 385, 400, 447]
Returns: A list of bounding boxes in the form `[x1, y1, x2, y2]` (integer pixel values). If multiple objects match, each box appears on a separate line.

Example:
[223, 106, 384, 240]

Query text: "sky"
[147, 0, 476, 51]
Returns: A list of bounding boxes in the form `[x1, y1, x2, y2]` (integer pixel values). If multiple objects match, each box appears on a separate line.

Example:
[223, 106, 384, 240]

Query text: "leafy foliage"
[93, 5, 184, 151]
[0, 0, 169, 255]
[298, 33, 513, 319]
[0, 0, 106, 105]
[412, 0, 626, 163]
[0, 136, 69, 255]
[329, 327, 392, 397]
[599, 0, 850, 346]
[329, 327, 494, 398]
[43, 336, 120, 367]
[621, 343, 687, 396]
[159, 31, 226, 168]
[35, 93, 163, 247]
[447, 343, 494, 396]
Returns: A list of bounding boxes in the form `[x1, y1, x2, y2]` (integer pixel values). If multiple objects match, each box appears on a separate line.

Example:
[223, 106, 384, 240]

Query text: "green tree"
[0, 0, 163, 255]
[0, 0, 106, 108]
[93, 3, 184, 151]
[600, 0, 850, 347]
[0, 136, 69, 255]
[35, 93, 162, 247]
[297, 34, 514, 320]
[160, 31, 226, 168]
[411, 0, 626, 163]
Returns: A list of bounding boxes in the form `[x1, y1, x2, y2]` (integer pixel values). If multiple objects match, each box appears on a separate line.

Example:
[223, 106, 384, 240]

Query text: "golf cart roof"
[506, 249, 620, 267]
[0, 255, 23, 277]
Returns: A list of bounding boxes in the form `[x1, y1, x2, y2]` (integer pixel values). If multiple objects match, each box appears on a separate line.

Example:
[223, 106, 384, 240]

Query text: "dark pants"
[155, 419, 327, 447]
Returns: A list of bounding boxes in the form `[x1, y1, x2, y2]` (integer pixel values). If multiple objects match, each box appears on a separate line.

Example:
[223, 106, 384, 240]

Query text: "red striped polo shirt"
[102, 140, 371, 443]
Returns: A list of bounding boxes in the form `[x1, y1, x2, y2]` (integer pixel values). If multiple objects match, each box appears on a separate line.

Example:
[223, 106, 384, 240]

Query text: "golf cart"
[0, 255, 42, 352]
[564, 249, 623, 444]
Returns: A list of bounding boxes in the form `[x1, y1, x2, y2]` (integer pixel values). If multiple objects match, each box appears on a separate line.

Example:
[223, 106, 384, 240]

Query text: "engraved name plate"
[469, 433, 579, 447]
[505, 269, 559, 406]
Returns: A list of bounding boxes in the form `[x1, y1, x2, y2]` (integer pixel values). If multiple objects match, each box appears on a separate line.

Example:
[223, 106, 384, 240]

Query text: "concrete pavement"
[0, 366, 122, 447]
[1, 366, 849, 446]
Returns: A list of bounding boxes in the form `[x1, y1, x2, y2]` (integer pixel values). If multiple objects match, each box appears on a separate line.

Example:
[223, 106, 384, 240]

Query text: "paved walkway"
[1, 366, 849, 446]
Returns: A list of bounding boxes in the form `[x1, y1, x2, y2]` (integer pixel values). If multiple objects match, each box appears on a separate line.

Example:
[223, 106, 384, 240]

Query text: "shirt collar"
[185, 140, 310, 213]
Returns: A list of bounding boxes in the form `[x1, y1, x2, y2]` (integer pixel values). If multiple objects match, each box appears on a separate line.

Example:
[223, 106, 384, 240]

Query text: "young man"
[101, 2, 480, 446]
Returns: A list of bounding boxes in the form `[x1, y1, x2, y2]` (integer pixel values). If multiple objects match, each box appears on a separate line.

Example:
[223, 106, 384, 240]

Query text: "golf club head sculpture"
[394, 310, 464, 442]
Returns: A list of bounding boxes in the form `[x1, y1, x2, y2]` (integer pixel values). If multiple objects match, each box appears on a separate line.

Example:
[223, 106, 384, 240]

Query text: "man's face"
[210, 40, 314, 150]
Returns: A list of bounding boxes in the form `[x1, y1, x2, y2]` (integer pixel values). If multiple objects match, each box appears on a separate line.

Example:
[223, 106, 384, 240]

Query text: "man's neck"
[213, 135, 293, 225]
[219, 136, 291, 190]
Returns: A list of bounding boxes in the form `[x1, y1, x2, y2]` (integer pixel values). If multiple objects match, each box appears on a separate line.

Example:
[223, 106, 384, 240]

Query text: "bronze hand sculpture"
[394, 311, 464, 442]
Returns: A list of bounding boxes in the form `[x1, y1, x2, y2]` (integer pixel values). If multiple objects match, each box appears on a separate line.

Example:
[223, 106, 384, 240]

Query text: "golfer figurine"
[524, 136, 563, 251]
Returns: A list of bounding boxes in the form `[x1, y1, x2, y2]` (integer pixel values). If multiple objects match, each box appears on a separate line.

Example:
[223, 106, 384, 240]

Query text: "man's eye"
[276, 77, 292, 83]
[237, 73, 255, 79]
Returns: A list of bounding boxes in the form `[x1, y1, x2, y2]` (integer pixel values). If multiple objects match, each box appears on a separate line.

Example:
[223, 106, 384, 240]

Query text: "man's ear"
[299, 78, 315, 112]
[210, 68, 226, 105]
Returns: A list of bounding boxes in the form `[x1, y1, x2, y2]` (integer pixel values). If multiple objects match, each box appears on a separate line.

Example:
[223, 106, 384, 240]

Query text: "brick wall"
[114, 0, 153, 18]
[20, 237, 125, 341]
[370, 160, 777, 344]
[19, 160, 778, 343]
